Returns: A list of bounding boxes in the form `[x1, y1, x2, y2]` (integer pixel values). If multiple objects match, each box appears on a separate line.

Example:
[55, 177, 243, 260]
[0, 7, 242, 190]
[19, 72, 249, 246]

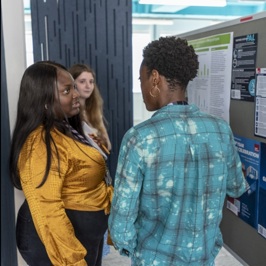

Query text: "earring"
[149, 85, 160, 98]
[44, 104, 48, 110]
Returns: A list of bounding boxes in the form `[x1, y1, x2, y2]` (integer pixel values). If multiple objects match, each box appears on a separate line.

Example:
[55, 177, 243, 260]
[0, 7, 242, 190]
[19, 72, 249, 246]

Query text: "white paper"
[187, 32, 233, 122]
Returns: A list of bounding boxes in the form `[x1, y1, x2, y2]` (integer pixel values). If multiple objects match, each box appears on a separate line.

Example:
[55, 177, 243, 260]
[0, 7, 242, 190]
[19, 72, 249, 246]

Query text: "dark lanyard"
[172, 101, 188, 105]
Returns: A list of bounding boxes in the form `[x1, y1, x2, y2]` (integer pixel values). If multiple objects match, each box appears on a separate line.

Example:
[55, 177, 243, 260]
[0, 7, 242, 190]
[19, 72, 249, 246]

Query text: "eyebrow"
[59, 81, 74, 89]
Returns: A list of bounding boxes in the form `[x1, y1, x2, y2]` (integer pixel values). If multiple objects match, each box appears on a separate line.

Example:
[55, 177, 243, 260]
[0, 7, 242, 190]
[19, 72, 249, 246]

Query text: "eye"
[63, 87, 71, 94]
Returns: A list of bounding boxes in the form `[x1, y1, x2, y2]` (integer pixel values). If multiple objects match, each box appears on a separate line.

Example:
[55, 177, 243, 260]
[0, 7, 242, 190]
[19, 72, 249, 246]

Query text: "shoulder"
[192, 111, 233, 139]
[23, 125, 84, 150]
[22, 126, 45, 148]
[121, 118, 157, 147]
[21, 126, 68, 151]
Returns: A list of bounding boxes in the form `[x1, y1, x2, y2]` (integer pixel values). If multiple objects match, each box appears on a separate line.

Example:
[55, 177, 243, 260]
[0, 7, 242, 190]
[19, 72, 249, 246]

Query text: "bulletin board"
[177, 11, 266, 265]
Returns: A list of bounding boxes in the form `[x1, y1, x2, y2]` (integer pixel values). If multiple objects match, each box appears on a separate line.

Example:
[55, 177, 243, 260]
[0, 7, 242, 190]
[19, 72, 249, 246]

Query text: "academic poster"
[187, 32, 233, 122]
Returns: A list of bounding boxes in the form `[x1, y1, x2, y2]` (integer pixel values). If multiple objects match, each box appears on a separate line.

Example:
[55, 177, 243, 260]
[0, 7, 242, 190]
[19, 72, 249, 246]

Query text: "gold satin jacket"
[18, 126, 113, 266]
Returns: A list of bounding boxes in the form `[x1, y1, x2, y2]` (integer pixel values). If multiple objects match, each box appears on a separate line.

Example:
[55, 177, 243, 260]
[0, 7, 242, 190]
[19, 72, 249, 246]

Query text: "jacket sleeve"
[18, 134, 87, 266]
[108, 128, 143, 257]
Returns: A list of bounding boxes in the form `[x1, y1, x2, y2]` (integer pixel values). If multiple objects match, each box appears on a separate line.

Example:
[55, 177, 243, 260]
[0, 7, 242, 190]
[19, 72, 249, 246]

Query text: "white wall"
[1, 0, 27, 265]
[133, 92, 154, 125]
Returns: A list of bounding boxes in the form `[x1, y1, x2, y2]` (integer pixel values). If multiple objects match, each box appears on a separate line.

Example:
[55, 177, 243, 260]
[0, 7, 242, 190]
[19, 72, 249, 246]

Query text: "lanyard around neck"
[168, 101, 188, 105]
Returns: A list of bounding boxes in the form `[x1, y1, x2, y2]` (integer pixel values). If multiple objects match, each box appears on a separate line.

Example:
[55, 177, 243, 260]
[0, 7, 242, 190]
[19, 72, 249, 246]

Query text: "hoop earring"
[149, 85, 160, 98]
[44, 104, 48, 110]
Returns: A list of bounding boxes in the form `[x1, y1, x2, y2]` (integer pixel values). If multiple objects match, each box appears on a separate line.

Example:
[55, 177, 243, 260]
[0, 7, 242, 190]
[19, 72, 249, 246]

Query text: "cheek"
[89, 87, 94, 95]
[58, 96, 72, 112]
[77, 84, 85, 93]
[52, 101, 64, 119]
[61, 98, 69, 107]
[141, 82, 149, 98]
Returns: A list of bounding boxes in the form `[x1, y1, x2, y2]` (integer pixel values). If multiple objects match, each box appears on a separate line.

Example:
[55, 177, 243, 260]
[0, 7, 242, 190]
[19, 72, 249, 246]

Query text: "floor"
[17, 244, 247, 266]
[102, 246, 247, 266]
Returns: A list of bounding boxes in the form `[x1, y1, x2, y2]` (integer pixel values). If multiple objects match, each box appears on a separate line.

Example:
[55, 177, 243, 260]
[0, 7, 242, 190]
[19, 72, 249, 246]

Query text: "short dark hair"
[142, 36, 199, 90]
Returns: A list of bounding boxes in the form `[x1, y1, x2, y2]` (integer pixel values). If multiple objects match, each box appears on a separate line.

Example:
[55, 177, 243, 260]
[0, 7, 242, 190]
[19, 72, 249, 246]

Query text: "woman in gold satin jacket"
[9, 61, 113, 266]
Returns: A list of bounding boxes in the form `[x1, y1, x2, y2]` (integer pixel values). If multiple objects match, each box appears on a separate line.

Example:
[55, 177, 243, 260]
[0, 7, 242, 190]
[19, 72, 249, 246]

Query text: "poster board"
[177, 11, 266, 265]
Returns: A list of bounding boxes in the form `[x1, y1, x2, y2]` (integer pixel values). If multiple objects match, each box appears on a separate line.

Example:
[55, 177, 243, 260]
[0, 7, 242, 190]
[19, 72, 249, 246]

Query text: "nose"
[86, 81, 91, 88]
[73, 88, 80, 98]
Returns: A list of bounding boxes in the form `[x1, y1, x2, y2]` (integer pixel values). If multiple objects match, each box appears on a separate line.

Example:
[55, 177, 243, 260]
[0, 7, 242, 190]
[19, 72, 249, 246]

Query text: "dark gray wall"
[1, 14, 18, 266]
[30, 0, 133, 179]
[178, 15, 266, 266]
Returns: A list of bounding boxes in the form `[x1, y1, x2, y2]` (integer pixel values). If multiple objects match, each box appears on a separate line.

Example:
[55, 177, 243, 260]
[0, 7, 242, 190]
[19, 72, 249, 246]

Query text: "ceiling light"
[132, 18, 174, 25]
[139, 0, 227, 7]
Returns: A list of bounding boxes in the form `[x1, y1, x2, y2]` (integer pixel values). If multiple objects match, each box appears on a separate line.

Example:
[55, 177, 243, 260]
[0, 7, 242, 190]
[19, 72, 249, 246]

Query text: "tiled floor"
[102, 246, 246, 266]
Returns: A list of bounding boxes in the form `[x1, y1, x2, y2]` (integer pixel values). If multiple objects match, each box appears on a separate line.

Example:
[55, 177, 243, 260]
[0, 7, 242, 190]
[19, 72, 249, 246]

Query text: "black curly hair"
[142, 36, 199, 90]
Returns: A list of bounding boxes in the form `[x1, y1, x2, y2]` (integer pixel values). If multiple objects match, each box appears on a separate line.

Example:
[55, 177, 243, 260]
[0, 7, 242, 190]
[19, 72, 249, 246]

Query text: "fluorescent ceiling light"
[139, 0, 227, 7]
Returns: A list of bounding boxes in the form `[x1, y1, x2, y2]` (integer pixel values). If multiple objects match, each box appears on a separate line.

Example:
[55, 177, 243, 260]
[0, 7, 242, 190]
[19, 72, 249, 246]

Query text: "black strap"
[63, 121, 92, 146]
[172, 101, 188, 105]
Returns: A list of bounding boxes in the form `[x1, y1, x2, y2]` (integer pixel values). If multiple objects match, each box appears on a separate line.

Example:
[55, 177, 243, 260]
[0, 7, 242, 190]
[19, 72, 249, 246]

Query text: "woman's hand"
[89, 133, 102, 146]
[89, 134, 110, 155]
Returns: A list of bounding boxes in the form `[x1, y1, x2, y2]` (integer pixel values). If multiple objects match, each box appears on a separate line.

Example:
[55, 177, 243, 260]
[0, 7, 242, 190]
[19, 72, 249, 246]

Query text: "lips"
[72, 101, 80, 108]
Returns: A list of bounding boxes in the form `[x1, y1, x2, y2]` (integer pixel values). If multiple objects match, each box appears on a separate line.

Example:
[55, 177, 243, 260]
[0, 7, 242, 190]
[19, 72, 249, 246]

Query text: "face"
[74, 71, 95, 100]
[139, 64, 159, 111]
[54, 69, 80, 119]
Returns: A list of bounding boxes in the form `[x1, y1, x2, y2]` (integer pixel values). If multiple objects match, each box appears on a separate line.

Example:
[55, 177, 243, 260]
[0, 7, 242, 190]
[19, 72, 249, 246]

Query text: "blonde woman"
[69, 64, 111, 155]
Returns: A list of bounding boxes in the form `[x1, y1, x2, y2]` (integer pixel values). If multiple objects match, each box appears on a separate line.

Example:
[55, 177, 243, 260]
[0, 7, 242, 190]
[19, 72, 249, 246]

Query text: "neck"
[166, 94, 187, 105]
[170, 97, 186, 102]
[166, 86, 186, 104]
[158, 83, 187, 108]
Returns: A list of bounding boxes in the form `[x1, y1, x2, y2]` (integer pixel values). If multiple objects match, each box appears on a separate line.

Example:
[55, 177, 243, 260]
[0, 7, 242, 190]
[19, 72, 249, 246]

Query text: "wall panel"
[1, 15, 18, 266]
[30, 0, 133, 178]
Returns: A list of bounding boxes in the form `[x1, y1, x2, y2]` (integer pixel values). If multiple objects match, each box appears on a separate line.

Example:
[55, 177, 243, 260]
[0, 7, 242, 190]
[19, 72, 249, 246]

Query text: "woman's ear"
[151, 70, 160, 84]
[152, 69, 159, 78]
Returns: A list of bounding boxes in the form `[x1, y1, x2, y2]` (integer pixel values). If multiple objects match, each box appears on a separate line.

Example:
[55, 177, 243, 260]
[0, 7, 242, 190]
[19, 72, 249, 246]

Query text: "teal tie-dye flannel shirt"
[109, 104, 247, 266]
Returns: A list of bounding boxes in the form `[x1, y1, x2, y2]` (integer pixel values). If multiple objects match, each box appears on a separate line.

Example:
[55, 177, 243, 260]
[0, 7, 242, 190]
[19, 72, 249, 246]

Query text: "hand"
[89, 134, 102, 146]
[89, 134, 110, 155]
